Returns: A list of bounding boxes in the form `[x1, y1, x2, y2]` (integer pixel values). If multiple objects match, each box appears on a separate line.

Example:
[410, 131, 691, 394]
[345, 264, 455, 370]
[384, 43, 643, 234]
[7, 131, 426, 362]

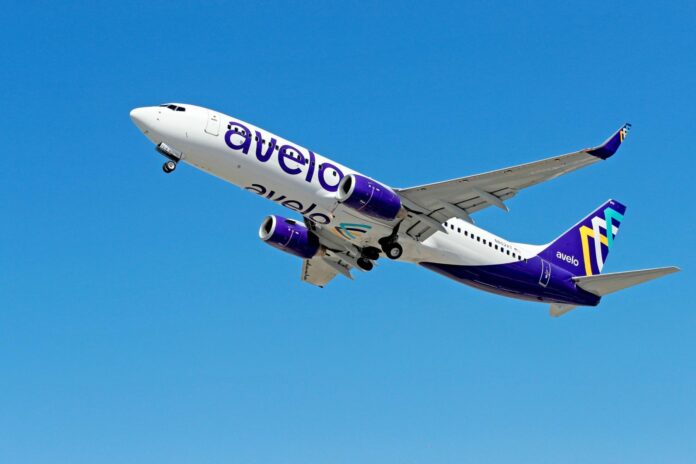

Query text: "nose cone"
[130, 107, 156, 133]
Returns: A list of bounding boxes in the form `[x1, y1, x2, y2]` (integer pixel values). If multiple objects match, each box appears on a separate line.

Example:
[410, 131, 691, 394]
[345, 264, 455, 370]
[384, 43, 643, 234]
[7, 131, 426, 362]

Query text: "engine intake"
[259, 215, 320, 259]
[336, 174, 402, 221]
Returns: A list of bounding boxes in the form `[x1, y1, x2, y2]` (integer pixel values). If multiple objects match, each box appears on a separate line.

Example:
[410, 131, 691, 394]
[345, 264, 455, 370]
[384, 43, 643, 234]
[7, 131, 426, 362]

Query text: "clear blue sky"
[2, 1, 694, 463]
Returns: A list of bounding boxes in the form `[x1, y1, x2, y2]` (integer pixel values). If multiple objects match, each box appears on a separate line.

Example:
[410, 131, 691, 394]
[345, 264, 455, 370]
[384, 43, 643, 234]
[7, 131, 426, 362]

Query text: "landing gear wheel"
[163, 160, 177, 173]
[357, 257, 374, 271]
[383, 242, 403, 260]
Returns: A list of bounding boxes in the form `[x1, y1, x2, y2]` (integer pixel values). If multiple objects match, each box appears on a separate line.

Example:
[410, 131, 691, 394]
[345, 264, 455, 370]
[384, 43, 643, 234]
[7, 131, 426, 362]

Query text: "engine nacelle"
[336, 174, 402, 221]
[259, 215, 320, 259]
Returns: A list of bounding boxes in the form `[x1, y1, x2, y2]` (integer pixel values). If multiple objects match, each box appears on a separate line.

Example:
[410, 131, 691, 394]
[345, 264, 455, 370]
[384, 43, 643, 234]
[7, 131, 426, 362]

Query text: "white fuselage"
[130, 104, 537, 268]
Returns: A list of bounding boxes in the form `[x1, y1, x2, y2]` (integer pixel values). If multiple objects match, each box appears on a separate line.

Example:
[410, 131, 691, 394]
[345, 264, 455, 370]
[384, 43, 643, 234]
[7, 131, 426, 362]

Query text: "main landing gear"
[162, 160, 177, 174]
[357, 257, 374, 271]
[361, 246, 381, 261]
[382, 241, 403, 260]
[377, 224, 404, 260]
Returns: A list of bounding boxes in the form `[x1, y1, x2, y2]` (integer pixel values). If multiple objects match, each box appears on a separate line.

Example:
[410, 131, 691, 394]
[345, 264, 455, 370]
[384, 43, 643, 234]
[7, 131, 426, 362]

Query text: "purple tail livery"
[539, 199, 627, 277]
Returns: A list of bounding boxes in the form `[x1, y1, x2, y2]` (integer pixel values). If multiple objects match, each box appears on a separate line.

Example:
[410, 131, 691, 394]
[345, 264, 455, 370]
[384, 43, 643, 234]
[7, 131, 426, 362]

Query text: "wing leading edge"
[396, 124, 632, 241]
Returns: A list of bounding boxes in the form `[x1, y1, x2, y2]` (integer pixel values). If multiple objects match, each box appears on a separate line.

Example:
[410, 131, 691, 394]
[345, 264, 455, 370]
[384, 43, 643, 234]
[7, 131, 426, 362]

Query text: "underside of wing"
[300, 218, 365, 286]
[301, 251, 358, 287]
[302, 257, 340, 287]
[396, 124, 631, 241]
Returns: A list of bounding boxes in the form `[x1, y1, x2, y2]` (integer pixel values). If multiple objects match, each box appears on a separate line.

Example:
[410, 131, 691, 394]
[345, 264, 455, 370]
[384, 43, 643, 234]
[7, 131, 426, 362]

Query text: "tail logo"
[619, 125, 630, 142]
[578, 206, 624, 275]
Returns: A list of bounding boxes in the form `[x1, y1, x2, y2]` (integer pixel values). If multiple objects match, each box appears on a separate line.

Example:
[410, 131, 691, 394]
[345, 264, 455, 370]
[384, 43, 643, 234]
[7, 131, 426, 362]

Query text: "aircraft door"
[539, 259, 551, 287]
[205, 112, 220, 136]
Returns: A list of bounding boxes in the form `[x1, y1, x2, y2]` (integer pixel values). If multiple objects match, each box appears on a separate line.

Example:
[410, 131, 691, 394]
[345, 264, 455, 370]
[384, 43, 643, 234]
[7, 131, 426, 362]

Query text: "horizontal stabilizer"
[573, 266, 680, 296]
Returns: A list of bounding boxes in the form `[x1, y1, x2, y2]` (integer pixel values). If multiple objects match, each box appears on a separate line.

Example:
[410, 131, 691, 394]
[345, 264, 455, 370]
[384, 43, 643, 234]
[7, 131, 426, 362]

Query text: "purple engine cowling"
[259, 215, 320, 259]
[336, 174, 402, 221]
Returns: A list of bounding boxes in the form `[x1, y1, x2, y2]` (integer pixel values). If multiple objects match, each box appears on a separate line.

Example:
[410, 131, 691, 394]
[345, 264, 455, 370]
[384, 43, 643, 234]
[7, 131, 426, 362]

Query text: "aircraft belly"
[419, 260, 600, 306]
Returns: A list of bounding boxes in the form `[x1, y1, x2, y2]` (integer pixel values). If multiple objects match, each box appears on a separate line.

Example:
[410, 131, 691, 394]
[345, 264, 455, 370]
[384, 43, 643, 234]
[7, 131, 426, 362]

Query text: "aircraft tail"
[538, 199, 627, 277]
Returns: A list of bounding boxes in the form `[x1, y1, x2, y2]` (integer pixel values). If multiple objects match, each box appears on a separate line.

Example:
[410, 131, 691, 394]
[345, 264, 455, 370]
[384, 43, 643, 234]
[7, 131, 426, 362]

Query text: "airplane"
[130, 103, 679, 316]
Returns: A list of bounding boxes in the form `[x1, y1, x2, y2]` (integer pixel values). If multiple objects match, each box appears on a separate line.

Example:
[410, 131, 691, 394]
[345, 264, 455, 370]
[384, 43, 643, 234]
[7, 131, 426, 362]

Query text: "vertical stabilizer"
[538, 199, 626, 277]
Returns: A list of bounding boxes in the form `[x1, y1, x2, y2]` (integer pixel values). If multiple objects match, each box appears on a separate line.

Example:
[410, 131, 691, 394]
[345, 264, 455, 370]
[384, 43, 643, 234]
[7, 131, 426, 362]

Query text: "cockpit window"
[159, 104, 186, 112]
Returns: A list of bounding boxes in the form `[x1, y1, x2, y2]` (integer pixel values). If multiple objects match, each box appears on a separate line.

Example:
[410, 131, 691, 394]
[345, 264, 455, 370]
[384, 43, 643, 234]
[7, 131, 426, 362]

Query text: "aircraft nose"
[130, 107, 156, 132]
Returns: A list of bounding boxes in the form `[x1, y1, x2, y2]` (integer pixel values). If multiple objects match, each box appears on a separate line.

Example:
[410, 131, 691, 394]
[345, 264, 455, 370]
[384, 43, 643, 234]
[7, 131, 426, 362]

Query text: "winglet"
[587, 123, 632, 160]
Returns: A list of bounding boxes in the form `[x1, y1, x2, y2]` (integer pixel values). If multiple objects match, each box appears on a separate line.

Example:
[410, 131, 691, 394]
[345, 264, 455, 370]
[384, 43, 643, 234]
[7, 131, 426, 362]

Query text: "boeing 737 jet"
[130, 103, 679, 316]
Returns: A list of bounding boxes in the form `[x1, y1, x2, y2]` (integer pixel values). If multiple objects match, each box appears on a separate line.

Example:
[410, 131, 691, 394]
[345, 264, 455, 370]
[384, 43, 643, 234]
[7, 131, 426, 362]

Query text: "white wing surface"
[397, 124, 631, 241]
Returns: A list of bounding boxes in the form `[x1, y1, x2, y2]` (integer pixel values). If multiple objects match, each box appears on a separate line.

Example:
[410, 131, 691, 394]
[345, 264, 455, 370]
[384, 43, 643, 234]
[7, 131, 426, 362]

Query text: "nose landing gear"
[156, 143, 182, 175]
[162, 160, 177, 174]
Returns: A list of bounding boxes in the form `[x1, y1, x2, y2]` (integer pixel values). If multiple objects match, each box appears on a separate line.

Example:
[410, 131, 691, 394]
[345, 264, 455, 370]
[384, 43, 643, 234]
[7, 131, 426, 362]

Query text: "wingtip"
[587, 123, 632, 160]
[646, 265, 681, 274]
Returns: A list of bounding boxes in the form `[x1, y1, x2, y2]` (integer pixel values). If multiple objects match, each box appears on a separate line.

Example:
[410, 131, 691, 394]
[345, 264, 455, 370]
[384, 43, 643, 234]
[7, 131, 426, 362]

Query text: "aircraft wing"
[302, 257, 343, 287]
[300, 218, 364, 287]
[396, 124, 631, 241]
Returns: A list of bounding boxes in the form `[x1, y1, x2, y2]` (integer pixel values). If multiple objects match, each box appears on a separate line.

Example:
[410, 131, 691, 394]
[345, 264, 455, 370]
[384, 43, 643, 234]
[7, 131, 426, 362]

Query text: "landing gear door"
[205, 112, 220, 136]
[539, 259, 551, 287]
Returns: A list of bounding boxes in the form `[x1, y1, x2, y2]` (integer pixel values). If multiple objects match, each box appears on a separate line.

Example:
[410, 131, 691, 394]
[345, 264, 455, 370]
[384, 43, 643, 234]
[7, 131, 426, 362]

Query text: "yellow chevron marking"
[579, 226, 609, 276]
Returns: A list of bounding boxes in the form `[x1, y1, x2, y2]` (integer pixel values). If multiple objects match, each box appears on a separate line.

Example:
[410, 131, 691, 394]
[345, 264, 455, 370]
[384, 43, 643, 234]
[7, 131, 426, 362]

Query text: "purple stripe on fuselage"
[420, 256, 600, 306]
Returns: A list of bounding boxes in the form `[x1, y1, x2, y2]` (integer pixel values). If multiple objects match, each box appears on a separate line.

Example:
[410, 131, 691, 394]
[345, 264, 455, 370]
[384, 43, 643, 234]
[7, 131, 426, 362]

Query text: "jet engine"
[259, 215, 320, 259]
[336, 174, 403, 221]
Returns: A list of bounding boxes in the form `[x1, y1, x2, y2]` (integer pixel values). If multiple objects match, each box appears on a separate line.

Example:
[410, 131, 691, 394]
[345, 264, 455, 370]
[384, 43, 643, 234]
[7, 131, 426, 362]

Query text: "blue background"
[2, 1, 694, 462]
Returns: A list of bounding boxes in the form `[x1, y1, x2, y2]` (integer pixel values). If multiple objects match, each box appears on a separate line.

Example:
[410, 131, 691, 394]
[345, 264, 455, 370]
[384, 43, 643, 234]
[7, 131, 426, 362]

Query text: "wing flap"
[302, 256, 353, 287]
